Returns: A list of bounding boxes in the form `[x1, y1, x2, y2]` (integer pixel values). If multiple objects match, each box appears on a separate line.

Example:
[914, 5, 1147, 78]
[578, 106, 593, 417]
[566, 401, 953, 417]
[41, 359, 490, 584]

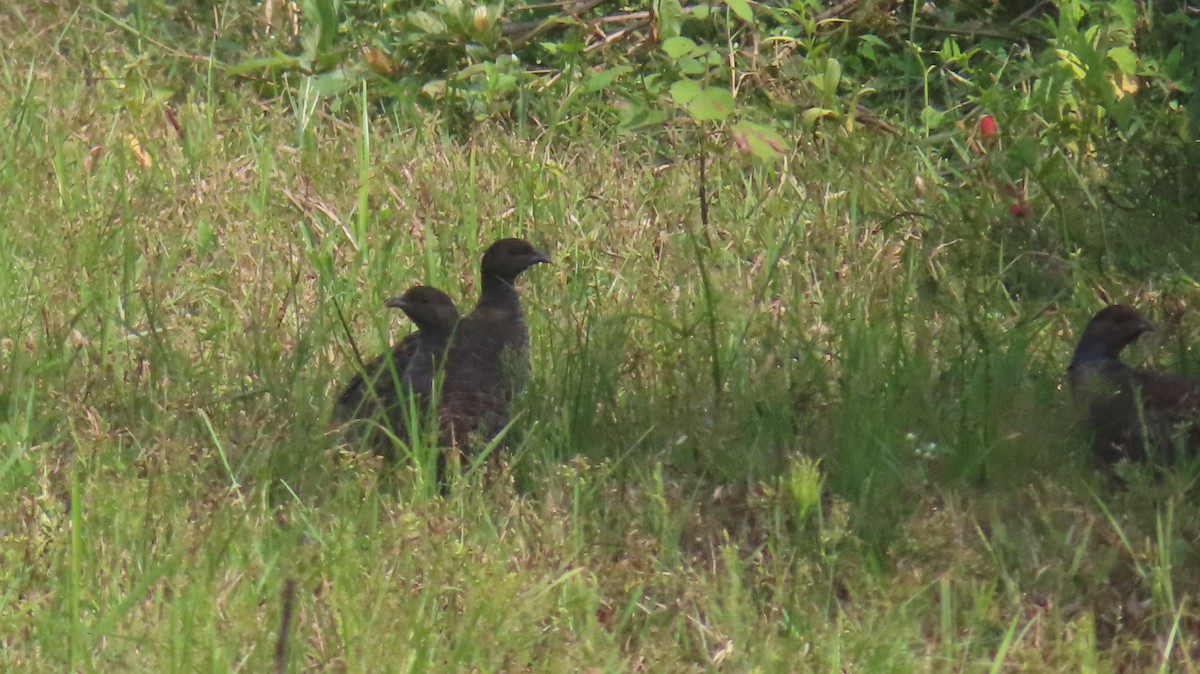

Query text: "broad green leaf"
[661, 36, 698, 59]
[823, 58, 842, 97]
[1055, 49, 1087, 79]
[305, 68, 354, 97]
[731, 121, 787, 161]
[1106, 46, 1137, 75]
[724, 0, 754, 23]
[304, 0, 338, 54]
[584, 65, 632, 92]
[421, 79, 447, 98]
[1060, 0, 1083, 26]
[149, 87, 174, 106]
[655, 0, 685, 41]
[679, 56, 708, 76]
[620, 103, 669, 131]
[687, 87, 735, 121]
[670, 78, 702, 106]
[408, 10, 446, 34]
[920, 105, 945, 129]
[1110, 0, 1136, 29]
[940, 37, 961, 62]
[801, 107, 836, 129]
[857, 36, 881, 62]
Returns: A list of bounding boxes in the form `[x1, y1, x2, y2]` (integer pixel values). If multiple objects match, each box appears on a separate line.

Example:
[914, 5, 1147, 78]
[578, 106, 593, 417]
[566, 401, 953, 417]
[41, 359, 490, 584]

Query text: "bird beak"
[1140, 318, 1156, 334]
[383, 296, 408, 310]
[531, 249, 551, 265]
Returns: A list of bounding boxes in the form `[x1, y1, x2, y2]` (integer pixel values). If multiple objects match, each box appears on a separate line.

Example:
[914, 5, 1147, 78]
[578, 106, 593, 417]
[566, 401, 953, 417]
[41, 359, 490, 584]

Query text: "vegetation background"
[2, 0, 1200, 670]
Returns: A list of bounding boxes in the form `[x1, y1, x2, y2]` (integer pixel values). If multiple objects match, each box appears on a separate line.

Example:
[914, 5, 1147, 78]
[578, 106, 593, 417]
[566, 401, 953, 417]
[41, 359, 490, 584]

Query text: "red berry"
[980, 115, 998, 137]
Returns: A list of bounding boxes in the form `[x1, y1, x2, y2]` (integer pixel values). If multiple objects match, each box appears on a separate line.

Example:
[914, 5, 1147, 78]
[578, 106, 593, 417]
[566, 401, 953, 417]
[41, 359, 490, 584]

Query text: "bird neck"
[421, 329, 453, 353]
[478, 273, 522, 311]
[1070, 339, 1121, 369]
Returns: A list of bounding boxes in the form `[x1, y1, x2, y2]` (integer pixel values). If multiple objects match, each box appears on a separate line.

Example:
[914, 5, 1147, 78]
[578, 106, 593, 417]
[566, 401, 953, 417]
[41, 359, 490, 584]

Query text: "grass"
[3, 3, 1200, 671]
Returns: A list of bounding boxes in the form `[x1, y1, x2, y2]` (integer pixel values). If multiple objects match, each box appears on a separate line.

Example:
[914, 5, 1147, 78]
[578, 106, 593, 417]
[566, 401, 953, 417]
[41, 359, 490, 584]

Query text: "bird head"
[480, 238, 551, 283]
[385, 285, 460, 331]
[1074, 304, 1156, 363]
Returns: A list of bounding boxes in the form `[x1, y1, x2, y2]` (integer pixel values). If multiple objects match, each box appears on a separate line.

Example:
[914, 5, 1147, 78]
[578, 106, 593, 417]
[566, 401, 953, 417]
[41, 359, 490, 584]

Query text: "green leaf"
[305, 68, 355, 97]
[669, 79, 702, 106]
[801, 107, 836, 129]
[857, 38, 878, 63]
[920, 105, 945, 130]
[302, 0, 339, 59]
[1110, 0, 1137, 29]
[584, 65, 632, 92]
[940, 37, 961, 62]
[655, 0, 685, 41]
[620, 103, 669, 131]
[408, 10, 446, 35]
[452, 62, 488, 80]
[686, 87, 735, 121]
[421, 79, 447, 98]
[822, 58, 842, 97]
[661, 36, 698, 59]
[731, 121, 787, 161]
[678, 57, 708, 76]
[1106, 46, 1137, 75]
[149, 87, 174, 106]
[724, 0, 754, 23]
[1055, 49, 1087, 79]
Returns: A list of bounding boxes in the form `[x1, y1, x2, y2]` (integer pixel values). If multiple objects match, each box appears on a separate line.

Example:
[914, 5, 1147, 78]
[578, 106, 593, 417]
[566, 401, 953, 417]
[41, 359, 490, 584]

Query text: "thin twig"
[1009, 0, 1053, 25]
[502, 1, 703, 48]
[815, 0, 858, 22]
[332, 294, 368, 374]
[503, 0, 610, 50]
[583, 24, 641, 53]
[698, 139, 711, 241]
[274, 578, 297, 674]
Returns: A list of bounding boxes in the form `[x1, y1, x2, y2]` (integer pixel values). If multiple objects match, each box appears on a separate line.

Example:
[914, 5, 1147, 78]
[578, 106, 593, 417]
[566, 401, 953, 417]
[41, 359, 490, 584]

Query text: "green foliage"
[226, 0, 1199, 203]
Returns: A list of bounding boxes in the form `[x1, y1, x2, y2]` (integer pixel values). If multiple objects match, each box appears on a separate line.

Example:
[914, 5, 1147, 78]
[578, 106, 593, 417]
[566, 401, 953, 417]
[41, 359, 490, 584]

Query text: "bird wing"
[333, 332, 420, 423]
[429, 306, 531, 453]
[1132, 368, 1200, 423]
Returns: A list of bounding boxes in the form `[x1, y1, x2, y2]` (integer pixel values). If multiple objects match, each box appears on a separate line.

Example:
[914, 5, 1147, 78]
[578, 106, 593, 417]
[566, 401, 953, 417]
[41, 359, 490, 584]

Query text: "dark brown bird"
[1069, 305, 1200, 466]
[332, 287, 459, 455]
[437, 238, 550, 452]
[333, 239, 548, 468]
[385, 285, 460, 400]
[332, 331, 415, 442]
